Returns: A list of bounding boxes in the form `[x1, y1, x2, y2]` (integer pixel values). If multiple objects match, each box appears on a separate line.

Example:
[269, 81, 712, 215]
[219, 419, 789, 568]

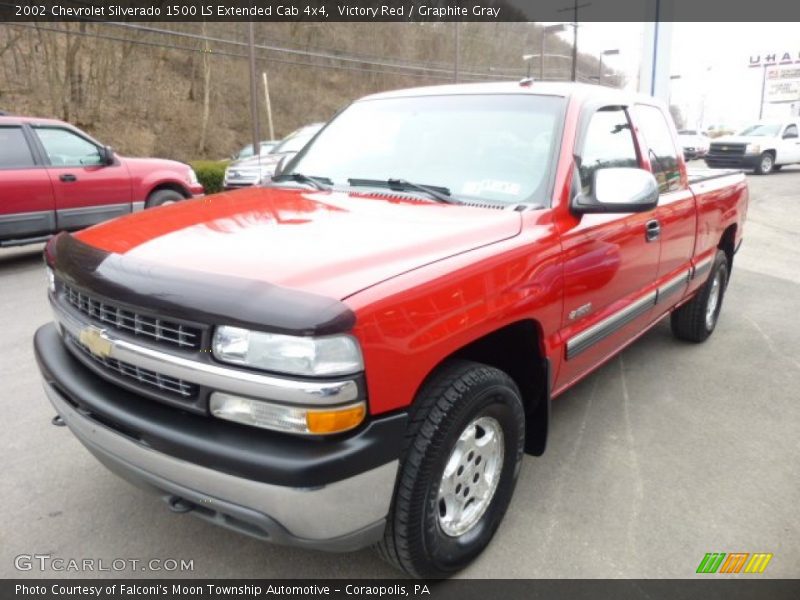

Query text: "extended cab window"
[784, 124, 798, 139]
[34, 127, 103, 167]
[579, 107, 638, 193]
[632, 104, 681, 193]
[0, 126, 36, 168]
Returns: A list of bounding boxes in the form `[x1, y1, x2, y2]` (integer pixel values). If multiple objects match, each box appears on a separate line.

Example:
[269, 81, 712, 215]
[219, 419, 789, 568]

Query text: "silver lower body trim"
[566, 291, 657, 360]
[656, 270, 691, 304]
[692, 255, 715, 280]
[45, 381, 397, 549]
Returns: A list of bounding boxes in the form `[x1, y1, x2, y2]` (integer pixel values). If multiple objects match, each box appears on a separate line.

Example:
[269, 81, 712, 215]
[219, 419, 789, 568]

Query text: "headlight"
[745, 143, 761, 154]
[45, 266, 55, 293]
[187, 167, 199, 185]
[210, 392, 366, 435]
[212, 326, 364, 377]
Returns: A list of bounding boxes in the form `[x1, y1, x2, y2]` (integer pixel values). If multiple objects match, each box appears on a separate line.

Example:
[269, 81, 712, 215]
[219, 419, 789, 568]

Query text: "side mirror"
[273, 152, 298, 177]
[572, 168, 659, 214]
[99, 145, 115, 165]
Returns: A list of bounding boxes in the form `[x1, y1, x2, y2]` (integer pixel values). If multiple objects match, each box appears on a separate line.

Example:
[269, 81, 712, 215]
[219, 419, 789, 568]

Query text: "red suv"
[0, 116, 203, 247]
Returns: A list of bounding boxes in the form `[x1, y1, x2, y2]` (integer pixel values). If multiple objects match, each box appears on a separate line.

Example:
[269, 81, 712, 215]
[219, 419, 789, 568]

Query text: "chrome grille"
[69, 334, 197, 398]
[709, 143, 746, 157]
[63, 284, 201, 350]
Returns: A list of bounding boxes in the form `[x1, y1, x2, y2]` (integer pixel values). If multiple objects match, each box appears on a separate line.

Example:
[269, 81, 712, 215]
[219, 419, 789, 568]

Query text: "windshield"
[273, 126, 321, 154]
[287, 94, 565, 205]
[738, 124, 781, 137]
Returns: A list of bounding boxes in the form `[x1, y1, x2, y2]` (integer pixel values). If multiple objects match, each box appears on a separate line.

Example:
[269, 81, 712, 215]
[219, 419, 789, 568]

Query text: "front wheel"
[146, 189, 184, 208]
[671, 250, 729, 343]
[376, 360, 525, 578]
[754, 152, 774, 175]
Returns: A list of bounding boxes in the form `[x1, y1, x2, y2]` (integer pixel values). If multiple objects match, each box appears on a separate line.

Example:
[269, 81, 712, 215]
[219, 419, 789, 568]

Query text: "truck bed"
[687, 167, 743, 185]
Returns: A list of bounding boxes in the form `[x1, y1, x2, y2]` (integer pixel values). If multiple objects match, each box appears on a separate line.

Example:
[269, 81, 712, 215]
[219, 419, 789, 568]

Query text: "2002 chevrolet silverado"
[35, 82, 747, 578]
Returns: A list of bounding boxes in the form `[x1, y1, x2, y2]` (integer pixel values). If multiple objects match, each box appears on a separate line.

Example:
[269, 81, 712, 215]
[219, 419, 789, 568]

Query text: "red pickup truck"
[34, 82, 747, 578]
[0, 116, 203, 247]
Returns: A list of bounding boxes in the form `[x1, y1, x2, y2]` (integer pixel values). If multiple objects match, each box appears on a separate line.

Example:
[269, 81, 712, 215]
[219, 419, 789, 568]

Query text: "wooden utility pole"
[247, 20, 261, 156]
[454, 23, 460, 83]
[557, 0, 591, 82]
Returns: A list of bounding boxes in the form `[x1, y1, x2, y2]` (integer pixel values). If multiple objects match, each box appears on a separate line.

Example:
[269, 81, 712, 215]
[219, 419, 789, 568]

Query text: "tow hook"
[167, 495, 194, 514]
[51, 415, 65, 427]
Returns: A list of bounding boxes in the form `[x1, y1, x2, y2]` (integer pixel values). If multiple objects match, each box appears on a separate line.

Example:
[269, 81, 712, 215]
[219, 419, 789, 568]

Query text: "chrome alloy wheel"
[437, 416, 504, 537]
[705, 271, 722, 329]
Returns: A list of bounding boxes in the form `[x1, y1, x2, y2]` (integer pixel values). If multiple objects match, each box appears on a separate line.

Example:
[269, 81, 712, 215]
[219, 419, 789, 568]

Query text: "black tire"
[754, 152, 774, 175]
[146, 189, 184, 208]
[671, 250, 729, 343]
[376, 360, 526, 578]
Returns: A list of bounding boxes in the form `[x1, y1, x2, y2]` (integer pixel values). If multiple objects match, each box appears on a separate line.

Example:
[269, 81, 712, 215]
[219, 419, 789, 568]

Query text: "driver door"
[554, 106, 661, 393]
[32, 125, 132, 231]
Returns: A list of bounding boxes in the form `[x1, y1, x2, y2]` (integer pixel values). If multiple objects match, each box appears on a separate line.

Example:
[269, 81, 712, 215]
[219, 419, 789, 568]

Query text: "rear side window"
[34, 127, 102, 167]
[0, 126, 36, 168]
[784, 124, 799, 138]
[632, 104, 682, 193]
[579, 107, 639, 192]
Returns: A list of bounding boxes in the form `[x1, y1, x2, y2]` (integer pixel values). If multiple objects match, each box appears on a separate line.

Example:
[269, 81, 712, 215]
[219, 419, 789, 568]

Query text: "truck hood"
[121, 156, 189, 170]
[711, 135, 773, 144]
[74, 187, 522, 300]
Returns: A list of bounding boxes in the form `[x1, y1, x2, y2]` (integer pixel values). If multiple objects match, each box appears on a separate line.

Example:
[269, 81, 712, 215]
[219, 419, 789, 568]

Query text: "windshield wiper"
[271, 172, 332, 190]
[348, 178, 459, 204]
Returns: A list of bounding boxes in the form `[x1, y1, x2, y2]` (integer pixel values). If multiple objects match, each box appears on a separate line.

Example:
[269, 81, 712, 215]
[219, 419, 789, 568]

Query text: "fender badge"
[79, 325, 113, 359]
[569, 303, 593, 320]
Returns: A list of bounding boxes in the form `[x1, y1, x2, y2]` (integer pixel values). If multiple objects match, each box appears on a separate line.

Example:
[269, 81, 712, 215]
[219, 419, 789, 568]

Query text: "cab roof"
[0, 115, 70, 127]
[359, 80, 664, 108]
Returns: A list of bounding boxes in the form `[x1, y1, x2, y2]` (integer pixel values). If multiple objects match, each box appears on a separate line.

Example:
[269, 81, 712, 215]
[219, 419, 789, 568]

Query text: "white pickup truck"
[705, 120, 800, 174]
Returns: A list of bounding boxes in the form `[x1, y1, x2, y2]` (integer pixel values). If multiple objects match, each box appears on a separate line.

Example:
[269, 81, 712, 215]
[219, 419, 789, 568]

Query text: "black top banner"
[3, 0, 800, 22]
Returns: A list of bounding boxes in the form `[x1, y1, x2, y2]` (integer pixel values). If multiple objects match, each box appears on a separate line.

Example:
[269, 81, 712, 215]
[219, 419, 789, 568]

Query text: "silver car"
[224, 124, 323, 190]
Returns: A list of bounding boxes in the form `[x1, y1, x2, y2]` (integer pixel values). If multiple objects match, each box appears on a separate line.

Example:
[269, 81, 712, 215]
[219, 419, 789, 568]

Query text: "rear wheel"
[376, 360, 525, 578]
[146, 189, 184, 208]
[671, 250, 729, 343]
[754, 152, 774, 175]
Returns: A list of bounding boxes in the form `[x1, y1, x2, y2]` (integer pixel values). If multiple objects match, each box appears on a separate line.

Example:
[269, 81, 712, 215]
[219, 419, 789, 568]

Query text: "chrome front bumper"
[45, 380, 397, 551]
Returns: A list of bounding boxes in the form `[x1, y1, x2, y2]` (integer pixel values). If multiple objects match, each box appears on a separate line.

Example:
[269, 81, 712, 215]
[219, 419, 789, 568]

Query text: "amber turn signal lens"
[306, 403, 366, 434]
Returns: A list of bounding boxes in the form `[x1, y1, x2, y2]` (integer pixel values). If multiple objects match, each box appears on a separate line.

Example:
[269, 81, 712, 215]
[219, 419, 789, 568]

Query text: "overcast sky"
[547, 22, 800, 130]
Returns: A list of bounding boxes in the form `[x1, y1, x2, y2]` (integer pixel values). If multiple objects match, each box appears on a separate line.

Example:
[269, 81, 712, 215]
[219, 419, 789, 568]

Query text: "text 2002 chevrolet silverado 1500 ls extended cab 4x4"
[0, 116, 204, 247]
[34, 82, 747, 578]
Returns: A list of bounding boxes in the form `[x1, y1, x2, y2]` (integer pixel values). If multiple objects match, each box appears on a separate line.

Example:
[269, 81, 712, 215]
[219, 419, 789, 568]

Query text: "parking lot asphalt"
[2, 164, 798, 579]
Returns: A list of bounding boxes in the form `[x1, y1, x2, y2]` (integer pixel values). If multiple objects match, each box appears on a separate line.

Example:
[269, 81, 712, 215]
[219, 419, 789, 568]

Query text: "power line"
[4, 23, 501, 83]
[98, 21, 512, 80]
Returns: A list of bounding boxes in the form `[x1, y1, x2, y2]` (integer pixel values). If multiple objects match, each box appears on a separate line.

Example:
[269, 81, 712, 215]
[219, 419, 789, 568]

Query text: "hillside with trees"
[0, 22, 622, 161]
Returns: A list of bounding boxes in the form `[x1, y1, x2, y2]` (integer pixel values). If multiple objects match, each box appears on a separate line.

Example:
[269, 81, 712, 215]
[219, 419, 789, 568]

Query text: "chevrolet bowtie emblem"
[722, 146, 728, 150]
[79, 325, 113, 359]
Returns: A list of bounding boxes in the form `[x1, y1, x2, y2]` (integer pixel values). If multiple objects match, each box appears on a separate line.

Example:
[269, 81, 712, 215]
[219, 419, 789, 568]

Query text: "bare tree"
[197, 21, 212, 154]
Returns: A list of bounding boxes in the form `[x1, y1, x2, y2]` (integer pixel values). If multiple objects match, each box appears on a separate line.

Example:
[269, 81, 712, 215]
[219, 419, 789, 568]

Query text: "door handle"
[59, 173, 77, 182]
[645, 219, 661, 242]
